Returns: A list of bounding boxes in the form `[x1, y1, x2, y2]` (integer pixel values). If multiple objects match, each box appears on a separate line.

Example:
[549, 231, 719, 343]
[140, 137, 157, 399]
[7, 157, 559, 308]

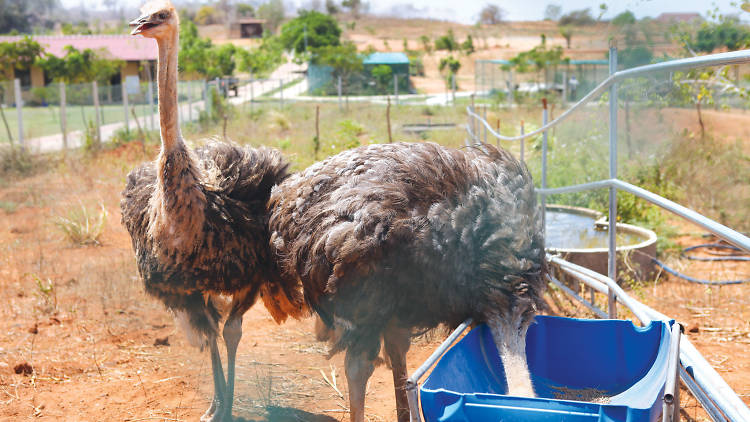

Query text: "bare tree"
[544, 4, 562, 21]
[479, 4, 504, 25]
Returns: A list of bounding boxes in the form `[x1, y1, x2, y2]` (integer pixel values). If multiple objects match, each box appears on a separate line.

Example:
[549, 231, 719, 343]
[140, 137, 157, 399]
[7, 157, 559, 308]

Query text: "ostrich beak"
[130, 14, 158, 35]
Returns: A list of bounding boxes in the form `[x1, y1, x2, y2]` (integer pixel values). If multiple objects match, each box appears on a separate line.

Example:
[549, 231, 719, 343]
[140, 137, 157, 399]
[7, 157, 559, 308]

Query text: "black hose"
[651, 243, 750, 286]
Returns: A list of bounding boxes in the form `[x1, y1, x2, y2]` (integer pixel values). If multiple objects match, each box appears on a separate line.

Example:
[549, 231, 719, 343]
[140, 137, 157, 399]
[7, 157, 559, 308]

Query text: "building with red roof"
[0, 35, 158, 88]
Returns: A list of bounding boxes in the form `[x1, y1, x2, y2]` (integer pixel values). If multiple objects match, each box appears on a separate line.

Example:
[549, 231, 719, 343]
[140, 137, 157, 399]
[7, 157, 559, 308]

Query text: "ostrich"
[121, 2, 304, 421]
[269, 142, 546, 422]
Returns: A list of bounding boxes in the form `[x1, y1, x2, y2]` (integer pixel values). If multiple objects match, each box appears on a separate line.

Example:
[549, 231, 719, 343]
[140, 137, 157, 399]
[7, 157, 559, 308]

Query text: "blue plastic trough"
[419, 316, 674, 422]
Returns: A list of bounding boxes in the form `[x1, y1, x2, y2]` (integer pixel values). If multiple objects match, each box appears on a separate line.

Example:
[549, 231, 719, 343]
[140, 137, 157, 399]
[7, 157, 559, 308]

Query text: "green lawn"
[0, 103, 159, 143]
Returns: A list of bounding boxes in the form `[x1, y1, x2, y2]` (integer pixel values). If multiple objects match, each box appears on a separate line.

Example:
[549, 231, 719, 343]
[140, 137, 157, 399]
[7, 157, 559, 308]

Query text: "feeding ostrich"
[269, 142, 546, 422]
[120, 2, 304, 420]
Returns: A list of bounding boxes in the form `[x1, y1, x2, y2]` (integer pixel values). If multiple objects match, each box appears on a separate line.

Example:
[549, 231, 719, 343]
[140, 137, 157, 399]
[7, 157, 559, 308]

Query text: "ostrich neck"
[156, 32, 182, 150]
[151, 28, 205, 239]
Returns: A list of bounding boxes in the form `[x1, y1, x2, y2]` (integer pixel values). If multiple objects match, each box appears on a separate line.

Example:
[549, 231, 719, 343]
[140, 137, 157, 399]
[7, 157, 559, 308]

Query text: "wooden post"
[60, 82, 68, 149]
[386, 96, 393, 143]
[93, 80, 102, 147]
[121, 80, 129, 132]
[314, 104, 320, 159]
[337, 75, 342, 110]
[14, 78, 23, 148]
[394, 74, 399, 105]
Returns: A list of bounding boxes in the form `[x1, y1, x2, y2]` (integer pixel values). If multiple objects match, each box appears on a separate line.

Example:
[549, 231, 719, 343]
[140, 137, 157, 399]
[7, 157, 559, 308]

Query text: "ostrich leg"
[202, 335, 227, 422]
[345, 348, 376, 422]
[383, 323, 412, 422]
[221, 287, 259, 421]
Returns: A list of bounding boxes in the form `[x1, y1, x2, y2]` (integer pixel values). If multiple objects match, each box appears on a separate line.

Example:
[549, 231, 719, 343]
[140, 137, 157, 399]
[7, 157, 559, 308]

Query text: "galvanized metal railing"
[407, 48, 750, 422]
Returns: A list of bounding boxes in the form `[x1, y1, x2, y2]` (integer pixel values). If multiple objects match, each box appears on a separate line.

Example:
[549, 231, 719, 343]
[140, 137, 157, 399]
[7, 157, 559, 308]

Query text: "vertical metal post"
[60, 82, 68, 149]
[394, 74, 399, 105]
[562, 70, 568, 104]
[541, 98, 548, 229]
[451, 73, 456, 104]
[204, 80, 211, 118]
[508, 70, 514, 106]
[483, 105, 488, 144]
[121, 80, 129, 132]
[279, 78, 284, 108]
[93, 80, 101, 146]
[608, 43, 618, 318]
[13, 78, 23, 148]
[337, 75, 343, 110]
[250, 78, 254, 112]
[520, 120, 525, 162]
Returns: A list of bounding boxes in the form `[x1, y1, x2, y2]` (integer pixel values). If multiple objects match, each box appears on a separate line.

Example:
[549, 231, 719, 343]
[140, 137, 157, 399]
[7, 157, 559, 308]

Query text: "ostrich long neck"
[156, 30, 182, 150]
[150, 27, 206, 244]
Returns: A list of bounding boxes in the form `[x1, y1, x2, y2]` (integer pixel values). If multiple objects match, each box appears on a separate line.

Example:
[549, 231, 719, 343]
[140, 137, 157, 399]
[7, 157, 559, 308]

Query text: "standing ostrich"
[121, 2, 304, 421]
[269, 142, 546, 422]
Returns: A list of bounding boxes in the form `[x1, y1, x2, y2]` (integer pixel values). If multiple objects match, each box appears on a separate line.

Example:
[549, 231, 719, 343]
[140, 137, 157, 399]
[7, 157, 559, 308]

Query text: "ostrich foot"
[200, 399, 220, 422]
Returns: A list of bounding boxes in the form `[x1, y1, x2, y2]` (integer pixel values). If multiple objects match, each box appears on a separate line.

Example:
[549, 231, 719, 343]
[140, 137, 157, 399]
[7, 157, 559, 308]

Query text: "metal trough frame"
[406, 48, 750, 422]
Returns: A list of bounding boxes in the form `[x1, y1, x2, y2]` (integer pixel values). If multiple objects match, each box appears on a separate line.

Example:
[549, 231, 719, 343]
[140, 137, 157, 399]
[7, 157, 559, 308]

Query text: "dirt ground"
[0, 137, 747, 422]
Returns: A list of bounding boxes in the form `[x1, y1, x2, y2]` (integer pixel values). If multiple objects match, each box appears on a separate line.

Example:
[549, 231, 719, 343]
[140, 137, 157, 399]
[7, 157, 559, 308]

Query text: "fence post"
[607, 43, 618, 319]
[13, 78, 23, 148]
[121, 80, 129, 132]
[562, 70, 568, 104]
[541, 98, 549, 231]
[279, 78, 284, 108]
[483, 105, 488, 144]
[250, 78, 254, 112]
[60, 82, 68, 150]
[451, 73, 456, 104]
[394, 74, 399, 105]
[337, 75, 342, 110]
[204, 80, 212, 118]
[520, 120, 525, 162]
[93, 80, 102, 146]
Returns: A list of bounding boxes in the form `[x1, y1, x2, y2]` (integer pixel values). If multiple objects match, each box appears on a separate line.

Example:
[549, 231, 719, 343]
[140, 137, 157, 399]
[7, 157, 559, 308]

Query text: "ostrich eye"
[158, 12, 168, 20]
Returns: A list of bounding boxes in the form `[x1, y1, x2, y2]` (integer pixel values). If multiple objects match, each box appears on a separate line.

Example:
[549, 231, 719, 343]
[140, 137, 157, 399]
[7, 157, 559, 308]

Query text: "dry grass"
[53, 203, 108, 246]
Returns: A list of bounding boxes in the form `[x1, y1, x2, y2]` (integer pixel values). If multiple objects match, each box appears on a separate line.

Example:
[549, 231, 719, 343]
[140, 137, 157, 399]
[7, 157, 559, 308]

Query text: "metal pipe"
[548, 254, 750, 421]
[541, 99, 548, 229]
[547, 274, 608, 318]
[519, 121, 525, 162]
[663, 322, 682, 422]
[679, 366, 728, 422]
[611, 179, 750, 252]
[406, 319, 472, 422]
[13, 78, 23, 148]
[608, 44, 618, 319]
[465, 50, 750, 143]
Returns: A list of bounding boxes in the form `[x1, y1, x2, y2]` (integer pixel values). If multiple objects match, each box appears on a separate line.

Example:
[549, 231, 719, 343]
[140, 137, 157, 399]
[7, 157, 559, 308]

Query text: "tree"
[280, 10, 341, 55]
[544, 4, 562, 21]
[439, 55, 461, 88]
[325, 0, 340, 15]
[0, 0, 58, 34]
[341, 0, 361, 17]
[0, 36, 45, 142]
[597, 3, 608, 21]
[195, 5, 219, 25]
[313, 41, 363, 98]
[237, 3, 255, 17]
[503, 36, 568, 93]
[479, 4, 504, 25]
[434, 29, 459, 52]
[559, 9, 595, 26]
[419, 35, 432, 53]
[559, 25, 573, 48]
[461, 35, 475, 55]
[238, 34, 285, 78]
[370, 64, 392, 92]
[179, 20, 245, 79]
[612, 10, 636, 26]
[257, 0, 286, 33]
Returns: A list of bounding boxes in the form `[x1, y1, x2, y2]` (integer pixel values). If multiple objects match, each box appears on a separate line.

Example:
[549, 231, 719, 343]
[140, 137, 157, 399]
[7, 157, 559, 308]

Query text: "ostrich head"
[130, 0, 179, 39]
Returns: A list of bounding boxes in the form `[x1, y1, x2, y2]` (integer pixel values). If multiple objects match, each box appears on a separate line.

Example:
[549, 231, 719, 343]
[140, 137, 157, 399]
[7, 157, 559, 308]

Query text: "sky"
[63, 0, 744, 24]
